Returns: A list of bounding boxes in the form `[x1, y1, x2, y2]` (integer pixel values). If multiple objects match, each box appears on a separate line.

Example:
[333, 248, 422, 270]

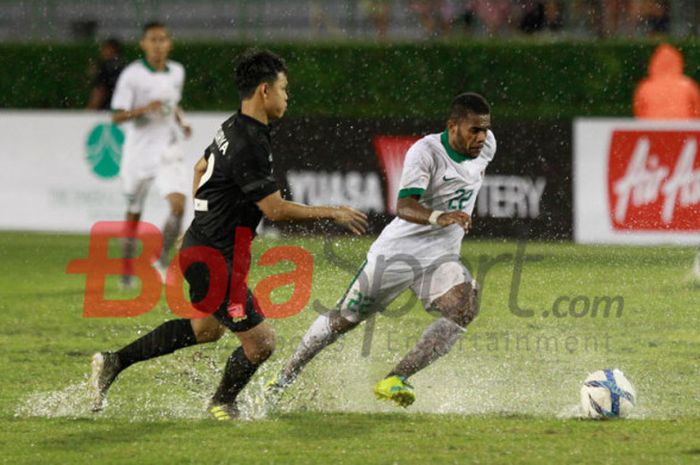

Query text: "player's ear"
[260, 82, 269, 99]
[446, 118, 457, 133]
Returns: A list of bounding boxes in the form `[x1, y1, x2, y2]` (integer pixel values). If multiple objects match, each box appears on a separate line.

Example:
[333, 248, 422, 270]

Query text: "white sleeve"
[398, 141, 433, 198]
[110, 68, 134, 111]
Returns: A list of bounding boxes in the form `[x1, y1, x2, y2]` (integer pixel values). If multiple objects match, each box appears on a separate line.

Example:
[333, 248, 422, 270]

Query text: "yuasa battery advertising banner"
[272, 118, 572, 239]
[574, 119, 700, 244]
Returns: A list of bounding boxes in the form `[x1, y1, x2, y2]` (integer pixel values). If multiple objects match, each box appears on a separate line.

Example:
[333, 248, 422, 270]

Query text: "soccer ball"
[580, 368, 636, 419]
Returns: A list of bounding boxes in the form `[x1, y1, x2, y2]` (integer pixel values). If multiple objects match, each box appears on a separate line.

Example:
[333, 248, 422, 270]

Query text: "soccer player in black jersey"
[89, 49, 368, 419]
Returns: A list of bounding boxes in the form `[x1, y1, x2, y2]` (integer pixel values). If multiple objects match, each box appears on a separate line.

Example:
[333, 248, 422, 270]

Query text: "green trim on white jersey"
[141, 58, 170, 73]
[398, 187, 425, 199]
[440, 130, 469, 163]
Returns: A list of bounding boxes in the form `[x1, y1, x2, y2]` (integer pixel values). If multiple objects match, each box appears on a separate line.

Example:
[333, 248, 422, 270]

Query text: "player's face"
[263, 72, 289, 121]
[140, 27, 171, 64]
[449, 113, 491, 158]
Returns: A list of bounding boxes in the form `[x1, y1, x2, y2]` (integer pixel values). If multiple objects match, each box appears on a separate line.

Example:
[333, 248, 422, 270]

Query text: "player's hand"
[333, 206, 369, 235]
[144, 100, 163, 114]
[437, 211, 472, 233]
[181, 124, 193, 139]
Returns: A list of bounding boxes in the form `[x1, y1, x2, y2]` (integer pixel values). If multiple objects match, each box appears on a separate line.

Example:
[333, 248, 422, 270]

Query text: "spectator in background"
[633, 43, 700, 281]
[602, 0, 631, 37]
[411, 0, 454, 37]
[463, 0, 512, 36]
[518, 1, 563, 34]
[519, 1, 545, 33]
[577, 0, 632, 38]
[633, 43, 700, 119]
[310, 1, 341, 37]
[581, 0, 671, 38]
[636, 0, 670, 36]
[360, 0, 392, 39]
[86, 38, 126, 110]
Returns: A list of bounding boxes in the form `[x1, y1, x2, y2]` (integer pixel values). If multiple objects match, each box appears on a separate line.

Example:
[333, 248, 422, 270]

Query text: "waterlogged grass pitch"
[1, 233, 698, 464]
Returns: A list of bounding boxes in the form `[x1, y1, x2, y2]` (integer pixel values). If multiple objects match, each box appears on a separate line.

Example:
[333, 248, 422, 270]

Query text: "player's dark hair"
[234, 49, 288, 100]
[448, 92, 490, 121]
[142, 21, 167, 37]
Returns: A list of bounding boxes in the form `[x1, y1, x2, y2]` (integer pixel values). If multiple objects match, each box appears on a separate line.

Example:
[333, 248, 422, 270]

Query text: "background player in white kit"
[111, 21, 192, 286]
[266, 92, 495, 407]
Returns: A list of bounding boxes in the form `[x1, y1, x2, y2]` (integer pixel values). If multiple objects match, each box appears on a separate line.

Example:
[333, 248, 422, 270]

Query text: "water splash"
[14, 381, 94, 418]
[12, 342, 671, 421]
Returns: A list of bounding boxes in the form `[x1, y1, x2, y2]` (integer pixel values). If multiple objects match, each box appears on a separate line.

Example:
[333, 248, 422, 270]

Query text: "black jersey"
[187, 112, 278, 257]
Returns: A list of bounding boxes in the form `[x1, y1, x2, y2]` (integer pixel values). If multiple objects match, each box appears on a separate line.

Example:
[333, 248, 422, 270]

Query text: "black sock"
[211, 347, 259, 405]
[116, 319, 197, 371]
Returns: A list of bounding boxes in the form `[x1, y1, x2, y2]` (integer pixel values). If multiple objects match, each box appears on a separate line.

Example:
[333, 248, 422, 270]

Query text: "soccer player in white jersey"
[111, 21, 192, 286]
[266, 93, 495, 407]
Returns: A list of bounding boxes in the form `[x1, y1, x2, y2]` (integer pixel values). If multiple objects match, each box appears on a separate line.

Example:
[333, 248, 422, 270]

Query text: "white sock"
[389, 317, 465, 379]
[280, 313, 339, 385]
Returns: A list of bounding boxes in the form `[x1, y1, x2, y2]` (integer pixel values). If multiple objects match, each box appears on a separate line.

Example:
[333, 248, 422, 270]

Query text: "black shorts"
[180, 231, 264, 333]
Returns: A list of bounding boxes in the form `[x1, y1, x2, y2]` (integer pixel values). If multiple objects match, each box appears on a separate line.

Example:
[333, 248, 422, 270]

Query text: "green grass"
[1, 232, 699, 464]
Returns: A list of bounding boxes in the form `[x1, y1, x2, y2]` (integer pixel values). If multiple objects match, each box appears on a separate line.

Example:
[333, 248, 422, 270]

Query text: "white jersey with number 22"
[369, 130, 497, 266]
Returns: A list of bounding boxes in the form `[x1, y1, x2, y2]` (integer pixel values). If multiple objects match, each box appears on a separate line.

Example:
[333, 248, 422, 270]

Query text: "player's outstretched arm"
[256, 191, 368, 235]
[112, 100, 163, 123]
[397, 196, 471, 232]
[175, 106, 192, 138]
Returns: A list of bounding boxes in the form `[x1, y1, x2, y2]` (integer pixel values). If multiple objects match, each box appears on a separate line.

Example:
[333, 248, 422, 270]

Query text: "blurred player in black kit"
[86, 38, 125, 110]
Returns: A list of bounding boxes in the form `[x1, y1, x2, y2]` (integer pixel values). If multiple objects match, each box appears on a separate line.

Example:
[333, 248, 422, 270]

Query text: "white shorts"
[121, 144, 188, 214]
[337, 253, 472, 323]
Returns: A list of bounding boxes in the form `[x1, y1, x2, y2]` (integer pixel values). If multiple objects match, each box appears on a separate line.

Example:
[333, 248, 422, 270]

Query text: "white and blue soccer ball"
[580, 368, 636, 419]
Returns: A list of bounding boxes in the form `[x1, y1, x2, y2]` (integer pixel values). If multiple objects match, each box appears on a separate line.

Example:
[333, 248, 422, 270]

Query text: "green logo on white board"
[85, 123, 124, 178]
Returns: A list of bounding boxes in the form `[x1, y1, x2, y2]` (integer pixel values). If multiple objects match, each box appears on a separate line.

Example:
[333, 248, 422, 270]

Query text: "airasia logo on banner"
[608, 130, 700, 230]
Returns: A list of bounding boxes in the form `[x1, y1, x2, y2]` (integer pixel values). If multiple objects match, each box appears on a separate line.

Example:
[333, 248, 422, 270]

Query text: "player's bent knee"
[243, 332, 276, 364]
[172, 203, 185, 217]
[170, 203, 185, 218]
[329, 311, 360, 334]
[166, 193, 186, 217]
[245, 342, 275, 365]
[201, 326, 226, 343]
[448, 281, 480, 328]
[461, 281, 480, 326]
